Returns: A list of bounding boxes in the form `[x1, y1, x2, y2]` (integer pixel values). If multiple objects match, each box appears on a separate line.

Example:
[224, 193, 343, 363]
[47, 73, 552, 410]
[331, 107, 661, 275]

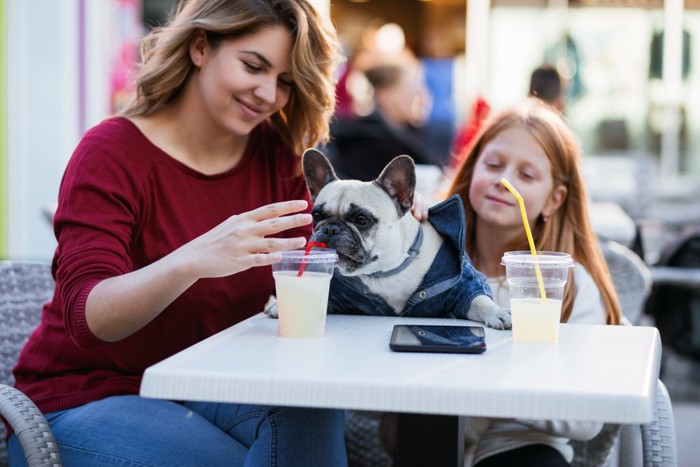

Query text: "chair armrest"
[0, 384, 62, 466]
[571, 423, 621, 467]
[641, 380, 677, 467]
[650, 266, 700, 290]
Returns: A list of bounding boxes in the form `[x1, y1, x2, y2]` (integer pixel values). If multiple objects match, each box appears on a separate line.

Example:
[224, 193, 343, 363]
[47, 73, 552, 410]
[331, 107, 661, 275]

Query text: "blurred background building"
[1, 0, 699, 465]
[3, 0, 699, 263]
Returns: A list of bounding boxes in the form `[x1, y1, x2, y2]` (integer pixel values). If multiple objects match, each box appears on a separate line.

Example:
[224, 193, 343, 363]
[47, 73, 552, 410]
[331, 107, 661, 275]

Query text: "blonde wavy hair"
[120, 0, 341, 154]
[448, 99, 621, 324]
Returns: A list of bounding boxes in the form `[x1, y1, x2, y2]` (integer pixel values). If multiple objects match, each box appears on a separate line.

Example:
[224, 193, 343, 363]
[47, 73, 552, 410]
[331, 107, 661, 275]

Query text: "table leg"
[396, 413, 464, 467]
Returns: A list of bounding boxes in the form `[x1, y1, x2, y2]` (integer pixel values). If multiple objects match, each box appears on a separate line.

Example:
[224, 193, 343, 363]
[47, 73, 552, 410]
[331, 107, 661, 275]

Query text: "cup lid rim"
[500, 251, 574, 267]
[278, 248, 338, 262]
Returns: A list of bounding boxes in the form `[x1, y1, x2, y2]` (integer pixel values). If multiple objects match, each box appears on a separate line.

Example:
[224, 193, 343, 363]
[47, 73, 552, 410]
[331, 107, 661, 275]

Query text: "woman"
[9, 1, 346, 465]
[447, 98, 621, 466]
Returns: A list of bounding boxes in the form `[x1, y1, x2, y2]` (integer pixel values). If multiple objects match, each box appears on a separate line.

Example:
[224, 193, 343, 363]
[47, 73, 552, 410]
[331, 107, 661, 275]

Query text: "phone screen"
[390, 324, 486, 354]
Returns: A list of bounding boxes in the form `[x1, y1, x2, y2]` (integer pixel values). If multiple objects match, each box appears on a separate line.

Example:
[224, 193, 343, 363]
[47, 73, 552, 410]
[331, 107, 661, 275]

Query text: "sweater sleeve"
[53, 128, 144, 349]
[569, 263, 607, 325]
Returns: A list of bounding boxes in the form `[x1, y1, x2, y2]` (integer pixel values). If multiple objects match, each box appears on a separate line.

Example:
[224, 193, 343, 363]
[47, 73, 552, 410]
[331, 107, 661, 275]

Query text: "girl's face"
[469, 126, 566, 234]
[191, 25, 294, 137]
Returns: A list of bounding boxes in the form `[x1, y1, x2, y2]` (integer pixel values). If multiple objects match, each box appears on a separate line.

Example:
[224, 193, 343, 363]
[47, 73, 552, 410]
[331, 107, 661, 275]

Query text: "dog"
[267, 148, 510, 330]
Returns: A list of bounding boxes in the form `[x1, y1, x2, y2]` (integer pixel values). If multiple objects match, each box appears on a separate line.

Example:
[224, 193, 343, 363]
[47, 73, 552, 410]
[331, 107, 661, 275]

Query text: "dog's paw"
[263, 295, 279, 318]
[481, 307, 512, 330]
[467, 295, 512, 330]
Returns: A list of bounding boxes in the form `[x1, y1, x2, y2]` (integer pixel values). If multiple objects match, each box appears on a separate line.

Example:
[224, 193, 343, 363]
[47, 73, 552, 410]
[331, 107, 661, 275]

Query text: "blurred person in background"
[451, 64, 565, 173]
[529, 63, 566, 114]
[8, 1, 349, 465]
[420, 26, 458, 167]
[326, 56, 438, 181]
[450, 95, 491, 171]
[336, 21, 415, 118]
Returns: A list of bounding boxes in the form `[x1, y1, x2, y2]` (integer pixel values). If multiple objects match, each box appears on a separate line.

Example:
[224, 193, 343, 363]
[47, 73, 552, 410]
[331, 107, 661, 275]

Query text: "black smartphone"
[389, 324, 486, 354]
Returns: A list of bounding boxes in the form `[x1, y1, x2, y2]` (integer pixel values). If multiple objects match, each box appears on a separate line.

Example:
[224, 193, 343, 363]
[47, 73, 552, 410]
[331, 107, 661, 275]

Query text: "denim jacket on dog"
[327, 194, 492, 318]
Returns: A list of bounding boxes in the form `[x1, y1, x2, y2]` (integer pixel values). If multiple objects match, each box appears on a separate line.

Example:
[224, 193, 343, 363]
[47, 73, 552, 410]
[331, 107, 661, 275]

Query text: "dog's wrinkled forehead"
[314, 181, 399, 219]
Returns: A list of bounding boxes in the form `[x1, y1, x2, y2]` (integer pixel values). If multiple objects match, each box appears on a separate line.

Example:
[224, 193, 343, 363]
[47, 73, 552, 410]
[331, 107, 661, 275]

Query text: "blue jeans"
[8, 395, 347, 466]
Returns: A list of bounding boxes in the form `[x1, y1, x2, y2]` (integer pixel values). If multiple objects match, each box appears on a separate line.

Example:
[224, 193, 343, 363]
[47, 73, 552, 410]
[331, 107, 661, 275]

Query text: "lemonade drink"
[511, 298, 562, 343]
[273, 271, 332, 338]
[502, 251, 573, 345]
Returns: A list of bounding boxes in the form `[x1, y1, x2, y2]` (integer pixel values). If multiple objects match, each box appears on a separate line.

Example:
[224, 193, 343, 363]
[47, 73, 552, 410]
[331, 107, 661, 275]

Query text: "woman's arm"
[55, 121, 315, 347]
[85, 201, 311, 342]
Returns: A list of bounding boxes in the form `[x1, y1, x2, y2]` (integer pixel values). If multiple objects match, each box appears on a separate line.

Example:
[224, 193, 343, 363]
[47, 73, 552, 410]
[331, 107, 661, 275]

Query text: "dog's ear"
[302, 148, 339, 201]
[375, 155, 416, 216]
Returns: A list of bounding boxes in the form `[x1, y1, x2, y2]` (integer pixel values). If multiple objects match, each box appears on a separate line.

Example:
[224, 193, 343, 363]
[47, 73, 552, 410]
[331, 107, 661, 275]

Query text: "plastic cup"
[502, 251, 574, 343]
[271, 248, 337, 338]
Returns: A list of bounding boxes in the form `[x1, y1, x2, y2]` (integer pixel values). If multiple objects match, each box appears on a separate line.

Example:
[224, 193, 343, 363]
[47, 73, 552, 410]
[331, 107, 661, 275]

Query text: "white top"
[140, 313, 660, 426]
[467, 264, 607, 464]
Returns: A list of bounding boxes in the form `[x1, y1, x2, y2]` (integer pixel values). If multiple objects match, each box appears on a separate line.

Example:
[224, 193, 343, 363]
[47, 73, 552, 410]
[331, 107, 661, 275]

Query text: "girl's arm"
[518, 419, 603, 441]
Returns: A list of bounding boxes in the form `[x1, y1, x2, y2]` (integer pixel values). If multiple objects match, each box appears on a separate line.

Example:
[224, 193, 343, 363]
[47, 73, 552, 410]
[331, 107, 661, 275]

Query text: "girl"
[448, 98, 622, 466]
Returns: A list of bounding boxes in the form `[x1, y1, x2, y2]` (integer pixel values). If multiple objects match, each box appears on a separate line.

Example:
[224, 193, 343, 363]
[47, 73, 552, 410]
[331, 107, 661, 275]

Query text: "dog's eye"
[354, 214, 371, 226]
[312, 211, 326, 224]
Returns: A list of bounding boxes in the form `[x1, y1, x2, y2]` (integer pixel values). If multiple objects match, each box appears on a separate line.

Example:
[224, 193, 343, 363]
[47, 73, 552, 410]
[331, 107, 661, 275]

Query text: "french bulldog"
[267, 148, 511, 330]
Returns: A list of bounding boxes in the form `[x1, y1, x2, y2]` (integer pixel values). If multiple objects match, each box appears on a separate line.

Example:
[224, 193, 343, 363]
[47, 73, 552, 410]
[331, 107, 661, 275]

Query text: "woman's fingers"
[189, 201, 311, 278]
[254, 213, 312, 236]
[239, 200, 312, 236]
[254, 236, 307, 254]
[249, 252, 283, 267]
[248, 200, 308, 222]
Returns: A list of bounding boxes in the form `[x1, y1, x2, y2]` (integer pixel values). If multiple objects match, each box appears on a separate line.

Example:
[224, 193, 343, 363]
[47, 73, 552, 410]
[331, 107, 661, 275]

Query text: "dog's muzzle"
[311, 221, 369, 272]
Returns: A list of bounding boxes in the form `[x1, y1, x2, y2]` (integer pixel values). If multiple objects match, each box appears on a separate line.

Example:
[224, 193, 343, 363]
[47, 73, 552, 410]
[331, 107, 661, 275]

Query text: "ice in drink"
[273, 271, 332, 338]
[511, 298, 562, 343]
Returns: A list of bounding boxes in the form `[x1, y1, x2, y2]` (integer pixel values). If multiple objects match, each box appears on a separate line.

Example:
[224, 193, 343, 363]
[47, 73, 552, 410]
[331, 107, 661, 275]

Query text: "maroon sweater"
[12, 118, 312, 414]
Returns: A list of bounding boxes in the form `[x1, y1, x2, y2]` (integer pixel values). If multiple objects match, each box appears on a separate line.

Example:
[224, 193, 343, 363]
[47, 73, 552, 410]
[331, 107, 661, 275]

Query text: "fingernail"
[300, 214, 312, 222]
[296, 200, 308, 208]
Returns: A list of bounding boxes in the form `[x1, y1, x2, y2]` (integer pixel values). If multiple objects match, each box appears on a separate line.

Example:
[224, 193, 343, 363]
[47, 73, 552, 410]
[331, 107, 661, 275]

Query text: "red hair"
[448, 99, 621, 324]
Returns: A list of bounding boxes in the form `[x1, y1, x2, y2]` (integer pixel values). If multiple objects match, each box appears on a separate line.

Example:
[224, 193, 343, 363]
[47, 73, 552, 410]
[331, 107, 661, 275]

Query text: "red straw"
[297, 241, 328, 277]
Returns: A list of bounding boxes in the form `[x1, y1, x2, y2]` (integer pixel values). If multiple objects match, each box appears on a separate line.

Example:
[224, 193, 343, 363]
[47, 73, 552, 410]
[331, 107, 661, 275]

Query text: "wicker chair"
[570, 379, 677, 467]
[572, 241, 677, 466]
[0, 261, 62, 466]
[600, 239, 652, 326]
[346, 378, 677, 467]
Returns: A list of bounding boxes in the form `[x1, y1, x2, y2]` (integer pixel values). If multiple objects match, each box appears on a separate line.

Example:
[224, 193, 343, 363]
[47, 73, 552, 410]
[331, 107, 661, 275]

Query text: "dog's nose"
[322, 222, 343, 236]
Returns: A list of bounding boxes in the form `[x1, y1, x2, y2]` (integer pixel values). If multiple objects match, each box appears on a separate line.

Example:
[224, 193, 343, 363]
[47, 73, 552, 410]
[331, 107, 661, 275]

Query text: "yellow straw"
[500, 178, 547, 302]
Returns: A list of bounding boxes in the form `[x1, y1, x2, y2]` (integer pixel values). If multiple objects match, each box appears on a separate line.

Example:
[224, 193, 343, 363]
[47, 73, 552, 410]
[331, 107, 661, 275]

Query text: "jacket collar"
[425, 194, 466, 254]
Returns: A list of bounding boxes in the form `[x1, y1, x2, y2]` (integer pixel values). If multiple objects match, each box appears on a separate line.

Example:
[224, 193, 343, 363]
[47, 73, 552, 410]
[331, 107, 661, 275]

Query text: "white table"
[140, 314, 662, 465]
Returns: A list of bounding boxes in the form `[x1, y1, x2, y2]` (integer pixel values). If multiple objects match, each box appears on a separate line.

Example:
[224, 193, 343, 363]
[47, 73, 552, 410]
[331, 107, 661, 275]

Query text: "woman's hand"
[177, 200, 311, 279]
[86, 200, 311, 342]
